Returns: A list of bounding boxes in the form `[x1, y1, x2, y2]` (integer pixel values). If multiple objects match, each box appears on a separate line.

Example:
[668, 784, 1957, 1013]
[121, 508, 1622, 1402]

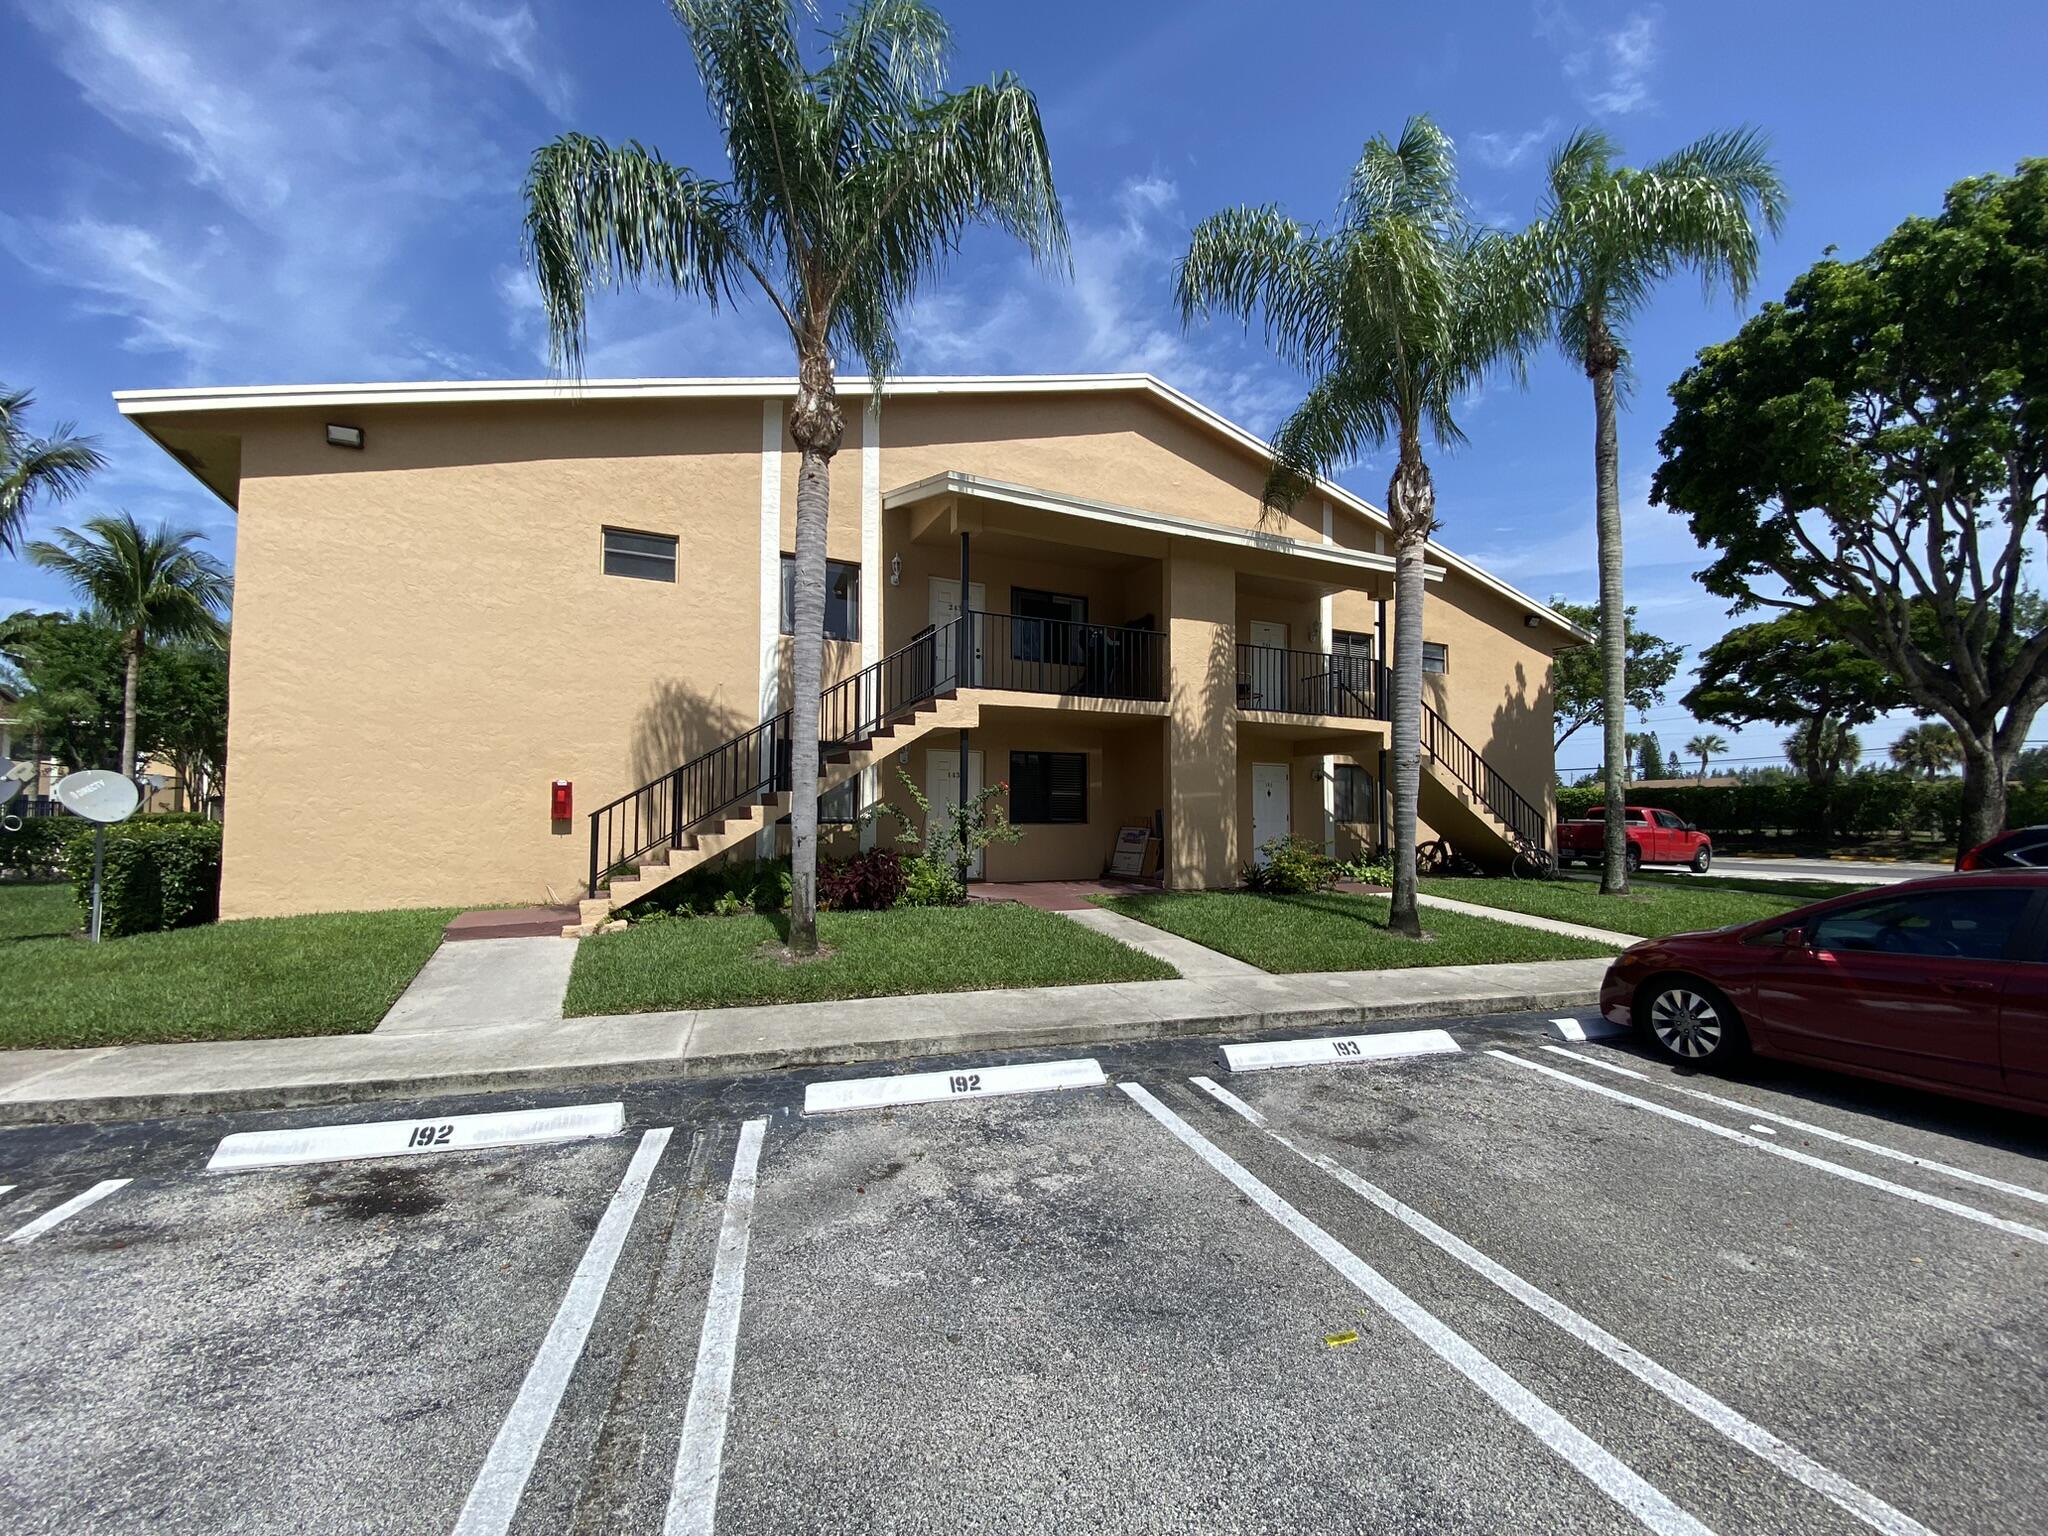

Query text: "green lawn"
[0, 884, 456, 1050]
[1100, 890, 1617, 973]
[564, 902, 1179, 1015]
[1422, 874, 1854, 940]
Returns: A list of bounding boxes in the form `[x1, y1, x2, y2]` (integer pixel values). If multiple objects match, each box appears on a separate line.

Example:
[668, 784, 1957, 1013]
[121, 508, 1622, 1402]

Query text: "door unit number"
[407, 1123, 456, 1148]
[946, 1073, 984, 1095]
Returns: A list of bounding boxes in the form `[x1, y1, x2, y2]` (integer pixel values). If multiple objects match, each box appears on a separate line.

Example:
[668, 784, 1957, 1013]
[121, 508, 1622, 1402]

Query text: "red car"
[1599, 870, 2048, 1113]
[1558, 805, 1714, 874]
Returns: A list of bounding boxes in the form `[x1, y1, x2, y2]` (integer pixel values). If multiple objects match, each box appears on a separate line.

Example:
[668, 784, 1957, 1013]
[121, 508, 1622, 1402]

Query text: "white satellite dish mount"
[54, 769, 144, 942]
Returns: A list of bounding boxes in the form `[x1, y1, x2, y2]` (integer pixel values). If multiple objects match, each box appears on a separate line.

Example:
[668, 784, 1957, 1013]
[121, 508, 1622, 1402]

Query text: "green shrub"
[1243, 835, 1339, 894]
[897, 855, 965, 907]
[620, 855, 792, 919]
[819, 848, 906, 911]
[1553, 773, 2041, 841]
[64, 819, 222, 937]
[1338, 853, 1395, 886]
[1, 817, 82, 879]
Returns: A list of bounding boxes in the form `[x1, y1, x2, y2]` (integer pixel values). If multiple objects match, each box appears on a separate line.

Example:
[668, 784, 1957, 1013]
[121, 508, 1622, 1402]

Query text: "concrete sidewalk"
[0, 955, 1611, 1126]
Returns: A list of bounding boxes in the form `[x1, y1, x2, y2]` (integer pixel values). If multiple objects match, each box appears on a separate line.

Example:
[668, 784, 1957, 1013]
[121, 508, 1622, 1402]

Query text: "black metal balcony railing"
[1234, 644, 1382, 719]
[962, 611, 1167, 702]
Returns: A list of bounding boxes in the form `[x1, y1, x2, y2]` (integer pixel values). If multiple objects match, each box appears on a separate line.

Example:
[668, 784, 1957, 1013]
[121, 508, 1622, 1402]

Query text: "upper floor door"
[928, 578, 985, 688]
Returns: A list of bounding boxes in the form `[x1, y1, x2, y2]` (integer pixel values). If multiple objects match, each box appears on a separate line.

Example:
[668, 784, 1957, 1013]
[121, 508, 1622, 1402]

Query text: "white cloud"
[1467, 118, 1558, 171]
[11, 1, 564, 383]
[1534, 3, 1661, 117]
[427, 3, 576, 117]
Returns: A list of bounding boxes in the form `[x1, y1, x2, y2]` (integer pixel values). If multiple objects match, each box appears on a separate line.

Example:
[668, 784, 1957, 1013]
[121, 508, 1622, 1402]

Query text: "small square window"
[819, 777, 861, 824]
[1422, 641, 1449, 675]
[1008, 751, 1088, 824]
[603, 528, 677, 582]
[781, 555, 860, 640]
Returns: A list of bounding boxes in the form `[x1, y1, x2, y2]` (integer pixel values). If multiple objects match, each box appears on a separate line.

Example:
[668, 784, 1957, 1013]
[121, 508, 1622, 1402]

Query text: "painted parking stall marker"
[1118, 1083, 1712, 1536]
[452, 1127, 673, 1536]
[207, 1102, 626, 1173]
[1192, 1076, 1937, 1536]
[1220, 1028, 1460, 1074]
[1551, 1016, 1628, 1042]
[1542, 1044, 2048, 1211]
[6, 1179, 131, 1244]
[802, 1058, 1105, 1115]
[1493, 1050, 2048, 1249]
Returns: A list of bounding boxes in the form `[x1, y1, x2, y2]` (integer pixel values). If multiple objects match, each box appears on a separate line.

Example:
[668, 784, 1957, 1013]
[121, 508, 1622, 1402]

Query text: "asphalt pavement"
[4, 1011, 2045, 1535]
[1695, 856, 1955, 886]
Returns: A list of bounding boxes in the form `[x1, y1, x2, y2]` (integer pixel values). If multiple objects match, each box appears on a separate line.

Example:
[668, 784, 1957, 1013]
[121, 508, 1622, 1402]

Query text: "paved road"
[5, 1012, 2046, 1534]
[1699, 856, 1953, 886]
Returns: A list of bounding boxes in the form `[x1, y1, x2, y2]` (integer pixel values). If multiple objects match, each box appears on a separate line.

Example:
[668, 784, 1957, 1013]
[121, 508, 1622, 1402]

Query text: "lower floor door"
[1251, 761, 1290, 866]
[926, 747, 985, 879]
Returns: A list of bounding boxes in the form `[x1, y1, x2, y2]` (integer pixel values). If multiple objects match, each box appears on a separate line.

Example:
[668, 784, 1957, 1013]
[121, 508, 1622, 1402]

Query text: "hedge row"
[1554, 776, 2048, 839]
[57, 819, 224, 937]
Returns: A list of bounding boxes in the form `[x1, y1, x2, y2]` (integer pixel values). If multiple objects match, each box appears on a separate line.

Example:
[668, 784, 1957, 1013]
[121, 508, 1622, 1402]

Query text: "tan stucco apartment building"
[116, 374, 1583, 924]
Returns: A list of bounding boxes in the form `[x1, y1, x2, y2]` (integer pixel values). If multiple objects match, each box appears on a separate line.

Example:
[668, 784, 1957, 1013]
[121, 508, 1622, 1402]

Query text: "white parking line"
[1119, 1082, 1713, 1536]
[803, 1059, 1104, 1115]
[0, 1185, 14, 1199]
[1220, 1028, 1461, 1074]
[1539, 1045, 2048, 1211]
[665, 1118, 769, 1536]
[1492, 1051, 2048, 1249]
[1552, 1016, 1629, 1042]
[1191, 1077, 1936, 1536]
[1750, 1125, 1779, 1136]
[210, 1102, 626, 1172]
[5, 1179, 130, 1245]
[451, 1128, 672, 1536]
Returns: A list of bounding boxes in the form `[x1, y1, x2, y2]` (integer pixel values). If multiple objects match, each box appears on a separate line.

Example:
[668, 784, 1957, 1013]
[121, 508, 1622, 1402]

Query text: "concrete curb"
[0, 975, 1603, 1127]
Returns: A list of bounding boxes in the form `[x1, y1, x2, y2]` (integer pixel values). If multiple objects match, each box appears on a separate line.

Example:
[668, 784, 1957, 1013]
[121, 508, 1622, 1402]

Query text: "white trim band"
[207, 1102, 626, 1173]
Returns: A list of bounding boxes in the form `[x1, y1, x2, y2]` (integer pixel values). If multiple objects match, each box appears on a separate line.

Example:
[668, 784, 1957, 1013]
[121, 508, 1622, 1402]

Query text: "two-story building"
[116, 374, 1583, 928]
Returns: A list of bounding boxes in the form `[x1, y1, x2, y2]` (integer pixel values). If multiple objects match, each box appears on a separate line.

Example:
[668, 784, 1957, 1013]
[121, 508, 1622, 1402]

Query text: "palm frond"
[523, 133, 763, 372]
[818, 0, 951, 157]
[26, 513, 230, 648]
[1175, 207, 1342, 374]
[0, 385, 106, 555]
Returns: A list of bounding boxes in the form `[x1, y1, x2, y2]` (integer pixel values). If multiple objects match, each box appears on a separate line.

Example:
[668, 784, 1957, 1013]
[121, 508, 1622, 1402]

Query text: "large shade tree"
[27, 514, 230, 779]
[1526, 128, 1786, 895]
[1548, 599, 1683, 752]
[523, 0, 1065, 953]
[2, 385, 104, 557]
[1177, 117, 1543, 935]
[1656, 161, 2047, 851]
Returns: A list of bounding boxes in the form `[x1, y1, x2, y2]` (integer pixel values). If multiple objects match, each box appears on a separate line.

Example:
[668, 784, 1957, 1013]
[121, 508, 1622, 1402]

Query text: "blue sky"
[4, 0, 2042, 776]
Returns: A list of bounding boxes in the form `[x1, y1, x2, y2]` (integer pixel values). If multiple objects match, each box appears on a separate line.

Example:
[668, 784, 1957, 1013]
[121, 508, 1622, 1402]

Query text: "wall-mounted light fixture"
[325, 423, 365, 450]
[1523, 614, 1541, 629]
[888, 553, 902, 587]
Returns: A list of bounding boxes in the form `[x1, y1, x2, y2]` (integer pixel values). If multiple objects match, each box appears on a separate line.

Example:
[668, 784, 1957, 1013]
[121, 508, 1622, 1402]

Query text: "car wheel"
[1624, 843, 1643, 874]
[1639, 978, 1748, 1068]
[1690, 845, 1712, 873]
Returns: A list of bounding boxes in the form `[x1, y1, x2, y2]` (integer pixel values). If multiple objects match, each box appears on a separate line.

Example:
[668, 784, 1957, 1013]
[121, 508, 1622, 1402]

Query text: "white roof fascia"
[883, 470, 1436, 582]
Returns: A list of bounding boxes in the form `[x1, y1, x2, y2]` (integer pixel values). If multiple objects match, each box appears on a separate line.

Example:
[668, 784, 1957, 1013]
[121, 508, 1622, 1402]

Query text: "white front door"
[1251, 761, 1291, 865]
[926, 747, 986, 879]
[928, 577, 987, 687]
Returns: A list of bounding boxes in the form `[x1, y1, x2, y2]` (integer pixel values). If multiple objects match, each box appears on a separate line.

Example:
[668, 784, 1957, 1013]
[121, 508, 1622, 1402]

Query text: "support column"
[957, 529, 971, 802]
[1165, 550, 1237, 889]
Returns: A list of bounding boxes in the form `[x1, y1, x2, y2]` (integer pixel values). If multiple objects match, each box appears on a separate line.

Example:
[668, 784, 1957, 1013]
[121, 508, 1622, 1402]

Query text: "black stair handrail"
[1395, 660, 1548, 853]
[589, 618, 965, 896]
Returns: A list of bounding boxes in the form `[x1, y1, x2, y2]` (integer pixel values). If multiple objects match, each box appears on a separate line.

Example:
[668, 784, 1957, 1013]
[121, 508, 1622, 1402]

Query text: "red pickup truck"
[1557, 805, 1713, 874]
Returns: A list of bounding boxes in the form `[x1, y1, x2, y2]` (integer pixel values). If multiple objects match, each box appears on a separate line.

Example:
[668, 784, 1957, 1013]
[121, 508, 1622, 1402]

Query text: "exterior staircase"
[566, 622, 977, 936]
[1417, 697, 1548, 867]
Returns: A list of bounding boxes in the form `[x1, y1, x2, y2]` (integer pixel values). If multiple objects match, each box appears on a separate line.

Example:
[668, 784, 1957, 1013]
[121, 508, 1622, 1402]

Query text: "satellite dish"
[54, 770, 141, 824]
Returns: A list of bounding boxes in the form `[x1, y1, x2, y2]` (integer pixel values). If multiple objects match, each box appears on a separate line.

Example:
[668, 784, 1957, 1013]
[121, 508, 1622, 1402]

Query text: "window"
[1012, 588, 1089, 663]
[780, 555, 860, 640]
[603, 527, 677, 582]
[1653, 810, 1687, 830]
[818, 777, 861, 825]
[1333, 763, 1376, 823]
[1422, 641, 1449, 675]
[1808, 888, 2033, 963]
[1008, 750, 1088, 824]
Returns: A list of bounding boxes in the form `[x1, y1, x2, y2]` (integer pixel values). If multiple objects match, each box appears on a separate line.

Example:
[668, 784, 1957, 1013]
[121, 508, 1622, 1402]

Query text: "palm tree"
[1683, 732, 1728, 780]
[27, 514, 230, 779]
[523, 0, 1065, 954]
[1177, 117, 1542, 936]
[1890, 722, 1962, 780]
[1785, 718, 1861, 786]
[2, 385, 105, 556]
[1527, 129, 1786, 896]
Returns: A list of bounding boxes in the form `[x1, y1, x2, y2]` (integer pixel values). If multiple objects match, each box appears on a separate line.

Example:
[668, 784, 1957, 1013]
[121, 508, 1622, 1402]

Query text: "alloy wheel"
[1648, 988, 1723, 1058]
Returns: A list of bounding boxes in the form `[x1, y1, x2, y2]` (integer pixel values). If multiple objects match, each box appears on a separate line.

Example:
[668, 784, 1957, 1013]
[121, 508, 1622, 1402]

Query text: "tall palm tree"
[1785, 718, 1861, 786]
[1890, 722, 1962, 780]
[523, 0, 1065, 954]
[1683, 731, 1728, 780]
[27, 514, 230, 779]
[1527, 128, 1786, 896]
[2, 385, 105, 556]
[1178, 117, 1542, 936]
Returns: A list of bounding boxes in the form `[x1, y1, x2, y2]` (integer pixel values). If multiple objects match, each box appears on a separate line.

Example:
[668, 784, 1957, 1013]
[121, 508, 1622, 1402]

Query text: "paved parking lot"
[4, 1012, 2045, 1535]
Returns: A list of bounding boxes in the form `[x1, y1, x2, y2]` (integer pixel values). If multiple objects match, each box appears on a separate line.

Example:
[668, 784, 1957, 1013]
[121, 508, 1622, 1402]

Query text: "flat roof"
[115, 371, 1588, 643]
